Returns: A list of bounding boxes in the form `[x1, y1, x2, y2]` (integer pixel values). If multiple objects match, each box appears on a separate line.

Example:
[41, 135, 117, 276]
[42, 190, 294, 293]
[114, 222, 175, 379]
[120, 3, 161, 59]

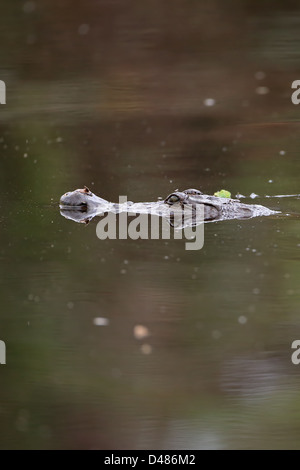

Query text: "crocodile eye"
[165, 194, 180, 204]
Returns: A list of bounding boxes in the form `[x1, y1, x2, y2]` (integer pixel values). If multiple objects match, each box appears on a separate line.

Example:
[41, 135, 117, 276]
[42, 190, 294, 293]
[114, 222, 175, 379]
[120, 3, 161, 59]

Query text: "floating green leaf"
[214, 189, 231, 198]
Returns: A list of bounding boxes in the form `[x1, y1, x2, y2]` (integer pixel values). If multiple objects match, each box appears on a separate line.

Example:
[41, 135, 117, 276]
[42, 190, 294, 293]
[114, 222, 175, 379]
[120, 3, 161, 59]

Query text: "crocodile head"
[60, 186, 108, 208]
[164, 189, 222, 220]
[59, 186, 92, 208]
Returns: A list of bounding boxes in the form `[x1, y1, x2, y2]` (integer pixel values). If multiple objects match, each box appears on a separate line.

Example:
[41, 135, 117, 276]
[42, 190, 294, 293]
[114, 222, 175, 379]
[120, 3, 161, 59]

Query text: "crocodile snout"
[60, 189, 89, 207]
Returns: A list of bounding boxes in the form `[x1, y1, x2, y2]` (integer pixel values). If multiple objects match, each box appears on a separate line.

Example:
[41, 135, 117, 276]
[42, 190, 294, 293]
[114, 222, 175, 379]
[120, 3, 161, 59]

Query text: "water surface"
[0, 0, 300, 450]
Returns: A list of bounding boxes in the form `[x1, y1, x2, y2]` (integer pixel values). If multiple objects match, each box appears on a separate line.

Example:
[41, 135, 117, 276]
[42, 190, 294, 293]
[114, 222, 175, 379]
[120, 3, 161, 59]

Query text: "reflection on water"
[0, 0, 300, 450]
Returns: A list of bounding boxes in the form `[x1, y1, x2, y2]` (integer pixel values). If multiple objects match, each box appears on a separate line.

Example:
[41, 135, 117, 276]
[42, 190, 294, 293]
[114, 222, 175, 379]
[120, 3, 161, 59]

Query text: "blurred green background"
[0, 0, 300, 449]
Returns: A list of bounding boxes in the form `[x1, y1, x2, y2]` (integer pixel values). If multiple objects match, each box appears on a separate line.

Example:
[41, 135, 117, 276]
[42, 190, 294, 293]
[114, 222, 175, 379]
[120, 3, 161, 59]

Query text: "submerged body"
[59, 187, 278, 226]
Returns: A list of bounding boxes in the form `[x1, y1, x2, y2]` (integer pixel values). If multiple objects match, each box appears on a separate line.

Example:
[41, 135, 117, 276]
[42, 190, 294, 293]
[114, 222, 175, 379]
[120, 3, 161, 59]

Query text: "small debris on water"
[204, 98, 216, 107]
[93, 317, 109, 326]
[256, 86, 269, 95]
[254, 71, 266, 80]
[238, 315, 247, 324]
[134, 325, 150, 340]
[141, 344, 152, 355]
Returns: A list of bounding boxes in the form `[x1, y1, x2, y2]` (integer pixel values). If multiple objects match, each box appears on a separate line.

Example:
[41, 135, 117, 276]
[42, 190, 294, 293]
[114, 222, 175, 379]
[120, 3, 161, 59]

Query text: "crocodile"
[59, 187, 278, 227]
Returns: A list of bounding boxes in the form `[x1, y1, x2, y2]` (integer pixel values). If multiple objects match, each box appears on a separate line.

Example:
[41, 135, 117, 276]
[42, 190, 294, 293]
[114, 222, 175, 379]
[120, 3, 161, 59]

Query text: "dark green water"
[0, 0, 300, 449]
